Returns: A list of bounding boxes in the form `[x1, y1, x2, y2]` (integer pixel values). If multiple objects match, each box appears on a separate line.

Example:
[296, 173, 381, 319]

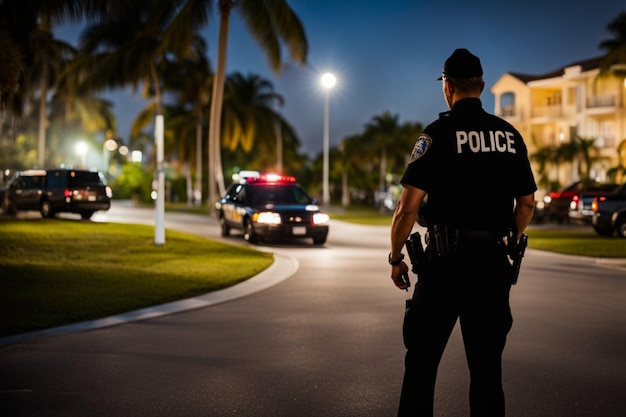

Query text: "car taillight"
[591, 198, 599, 212]
[64, 189, 72, 198]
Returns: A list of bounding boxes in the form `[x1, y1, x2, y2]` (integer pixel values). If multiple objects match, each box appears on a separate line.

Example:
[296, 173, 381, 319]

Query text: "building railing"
[587, 94, 617, 108]
[532, 106, 563, 118]
[594, 136, 617, 149]
[497, 94, 621, 119]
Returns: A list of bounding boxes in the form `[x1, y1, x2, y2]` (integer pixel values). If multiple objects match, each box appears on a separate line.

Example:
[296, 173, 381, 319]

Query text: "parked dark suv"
[2, 169, 112, 219]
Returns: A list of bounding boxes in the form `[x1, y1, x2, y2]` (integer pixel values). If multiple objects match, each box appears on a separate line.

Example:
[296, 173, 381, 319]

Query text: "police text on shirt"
[456, 130, 516, 154]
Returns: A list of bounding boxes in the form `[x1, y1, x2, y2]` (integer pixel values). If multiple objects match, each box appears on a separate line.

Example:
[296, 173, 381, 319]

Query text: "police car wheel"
[219, 215, 230, 236]
[243, 219, 257, 243]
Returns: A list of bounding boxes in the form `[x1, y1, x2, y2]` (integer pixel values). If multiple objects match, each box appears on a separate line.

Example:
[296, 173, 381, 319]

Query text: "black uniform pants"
[398, 238, 513, 417]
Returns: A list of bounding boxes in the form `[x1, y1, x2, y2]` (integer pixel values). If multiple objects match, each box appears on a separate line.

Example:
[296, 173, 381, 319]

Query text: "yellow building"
[491, 56, 626, 195]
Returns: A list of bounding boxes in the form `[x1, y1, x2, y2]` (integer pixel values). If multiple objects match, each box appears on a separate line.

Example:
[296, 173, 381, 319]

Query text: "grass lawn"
[0, 219, 273, 338]
[525, 227, 626, 258]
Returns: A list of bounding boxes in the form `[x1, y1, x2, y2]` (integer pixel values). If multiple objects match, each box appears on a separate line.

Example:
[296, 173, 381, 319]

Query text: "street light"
[131, 150, 143, 163]
[103, 138, 118, 176]
[76, 141, 88, 168]
[321, 72, 336, 206]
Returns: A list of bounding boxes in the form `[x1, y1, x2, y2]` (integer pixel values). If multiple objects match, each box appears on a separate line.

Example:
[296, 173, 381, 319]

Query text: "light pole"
[155, 114, 165, 245]
[321, 72, 336, 206]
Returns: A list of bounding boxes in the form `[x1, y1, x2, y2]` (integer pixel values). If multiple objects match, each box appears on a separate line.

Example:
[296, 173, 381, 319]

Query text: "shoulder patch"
[409, 134, 432, 163]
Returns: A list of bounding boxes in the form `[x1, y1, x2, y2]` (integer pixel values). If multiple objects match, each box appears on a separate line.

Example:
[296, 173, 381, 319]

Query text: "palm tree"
[598, 12, 626, 184]
[47, 84, 117, 168]
[0, 0, 47, 113]
[206, 0, 308, 216]
[598, 12, 626, 75]
[0, 0, 80, 167]
[362, 112, 421, 196]
[159, 39, 212, 204]
[573, 136, 600, 181]
[531, 136, 601, 189]
[530, 145, 560, 190]
[222, 72, 285, 152]
[0, 30, 24, 111]
[607, 139, 626, 182]
[68, 1, 203, 117]
[218, 71, 303, 178]
[363, 112, 399, 194]
[337, 134, 367, 207]
[30, 16, 77, 167]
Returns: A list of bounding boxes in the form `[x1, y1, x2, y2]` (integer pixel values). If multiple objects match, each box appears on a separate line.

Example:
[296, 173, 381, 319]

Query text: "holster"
[425, 225, 459, 257]
[405, 231, 426, 274]
[509, 233, 528, 285]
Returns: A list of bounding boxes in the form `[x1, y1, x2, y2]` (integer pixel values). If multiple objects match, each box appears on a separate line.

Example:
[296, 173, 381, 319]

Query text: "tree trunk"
[341, 167, 350, 207]
[379, 145, 387, 192]
[38, 78, 47, 168]
[207, 8, 231, 217]
[194, 112, 203, 205]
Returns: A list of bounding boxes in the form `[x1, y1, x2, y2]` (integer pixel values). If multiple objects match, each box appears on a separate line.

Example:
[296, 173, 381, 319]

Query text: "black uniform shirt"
[400, 98, 537, 230]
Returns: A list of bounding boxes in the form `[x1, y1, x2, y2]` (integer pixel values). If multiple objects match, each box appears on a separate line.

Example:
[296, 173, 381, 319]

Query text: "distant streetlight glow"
[321, 72, 336, 206]
[131, 150, 142, 163]
[76, 141, 88, 168]
[103, 139, 118, 175]
[104, 139, 118, 152]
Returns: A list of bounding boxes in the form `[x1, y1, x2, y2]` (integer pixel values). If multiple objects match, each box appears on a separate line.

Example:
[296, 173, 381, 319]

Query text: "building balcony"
[531, 105, 563, 118]
[587, 94, 618, 108]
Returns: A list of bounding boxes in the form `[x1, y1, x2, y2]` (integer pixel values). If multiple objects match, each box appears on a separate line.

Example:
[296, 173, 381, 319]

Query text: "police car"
[215, 172, 330, 245]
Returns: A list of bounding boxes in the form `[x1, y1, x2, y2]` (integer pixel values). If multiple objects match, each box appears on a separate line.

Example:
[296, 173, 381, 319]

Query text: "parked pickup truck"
[591, 182, 626, 237]
[568, 182, 620, 224]
[543, 180, 617, 224]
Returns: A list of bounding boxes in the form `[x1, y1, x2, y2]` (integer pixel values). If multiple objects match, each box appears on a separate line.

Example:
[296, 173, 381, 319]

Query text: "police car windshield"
[247, 184, 312, 205]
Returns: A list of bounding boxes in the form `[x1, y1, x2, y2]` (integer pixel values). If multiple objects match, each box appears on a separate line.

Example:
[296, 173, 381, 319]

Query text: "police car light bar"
[250, 173, 296, 183]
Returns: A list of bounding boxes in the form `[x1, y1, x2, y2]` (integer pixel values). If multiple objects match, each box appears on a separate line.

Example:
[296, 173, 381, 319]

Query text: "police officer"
[388, 48, 537, 416]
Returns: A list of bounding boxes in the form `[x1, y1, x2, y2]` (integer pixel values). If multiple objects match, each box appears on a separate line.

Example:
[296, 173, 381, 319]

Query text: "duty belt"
[456, 229, 501, 241]
[425, 225, 503, 257]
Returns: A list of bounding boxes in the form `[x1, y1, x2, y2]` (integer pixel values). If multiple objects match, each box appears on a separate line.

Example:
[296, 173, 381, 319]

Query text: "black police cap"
[437, 48, 483, 80]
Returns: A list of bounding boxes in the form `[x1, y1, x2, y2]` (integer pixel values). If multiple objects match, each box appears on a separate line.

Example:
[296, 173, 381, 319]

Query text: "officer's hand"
[390, 262, 410, 291]
[505, 229, 518, 257]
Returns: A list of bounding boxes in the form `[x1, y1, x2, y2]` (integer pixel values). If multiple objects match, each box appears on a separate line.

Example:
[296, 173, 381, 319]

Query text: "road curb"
[0, 253, 298, 347]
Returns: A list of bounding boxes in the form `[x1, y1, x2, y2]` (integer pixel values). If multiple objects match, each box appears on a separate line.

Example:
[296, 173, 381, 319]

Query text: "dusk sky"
[58, 0, 625, 158]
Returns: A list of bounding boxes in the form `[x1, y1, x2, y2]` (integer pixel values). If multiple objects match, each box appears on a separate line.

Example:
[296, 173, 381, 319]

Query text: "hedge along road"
[1, 201, 625, 417]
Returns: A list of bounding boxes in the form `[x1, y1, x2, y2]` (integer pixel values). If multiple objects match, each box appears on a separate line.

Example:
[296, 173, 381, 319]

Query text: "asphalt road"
[1, 203, 625, 417]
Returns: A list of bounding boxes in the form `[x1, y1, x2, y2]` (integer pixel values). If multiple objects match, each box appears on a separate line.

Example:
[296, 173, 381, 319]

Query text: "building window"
[500, 92, 515, 117]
